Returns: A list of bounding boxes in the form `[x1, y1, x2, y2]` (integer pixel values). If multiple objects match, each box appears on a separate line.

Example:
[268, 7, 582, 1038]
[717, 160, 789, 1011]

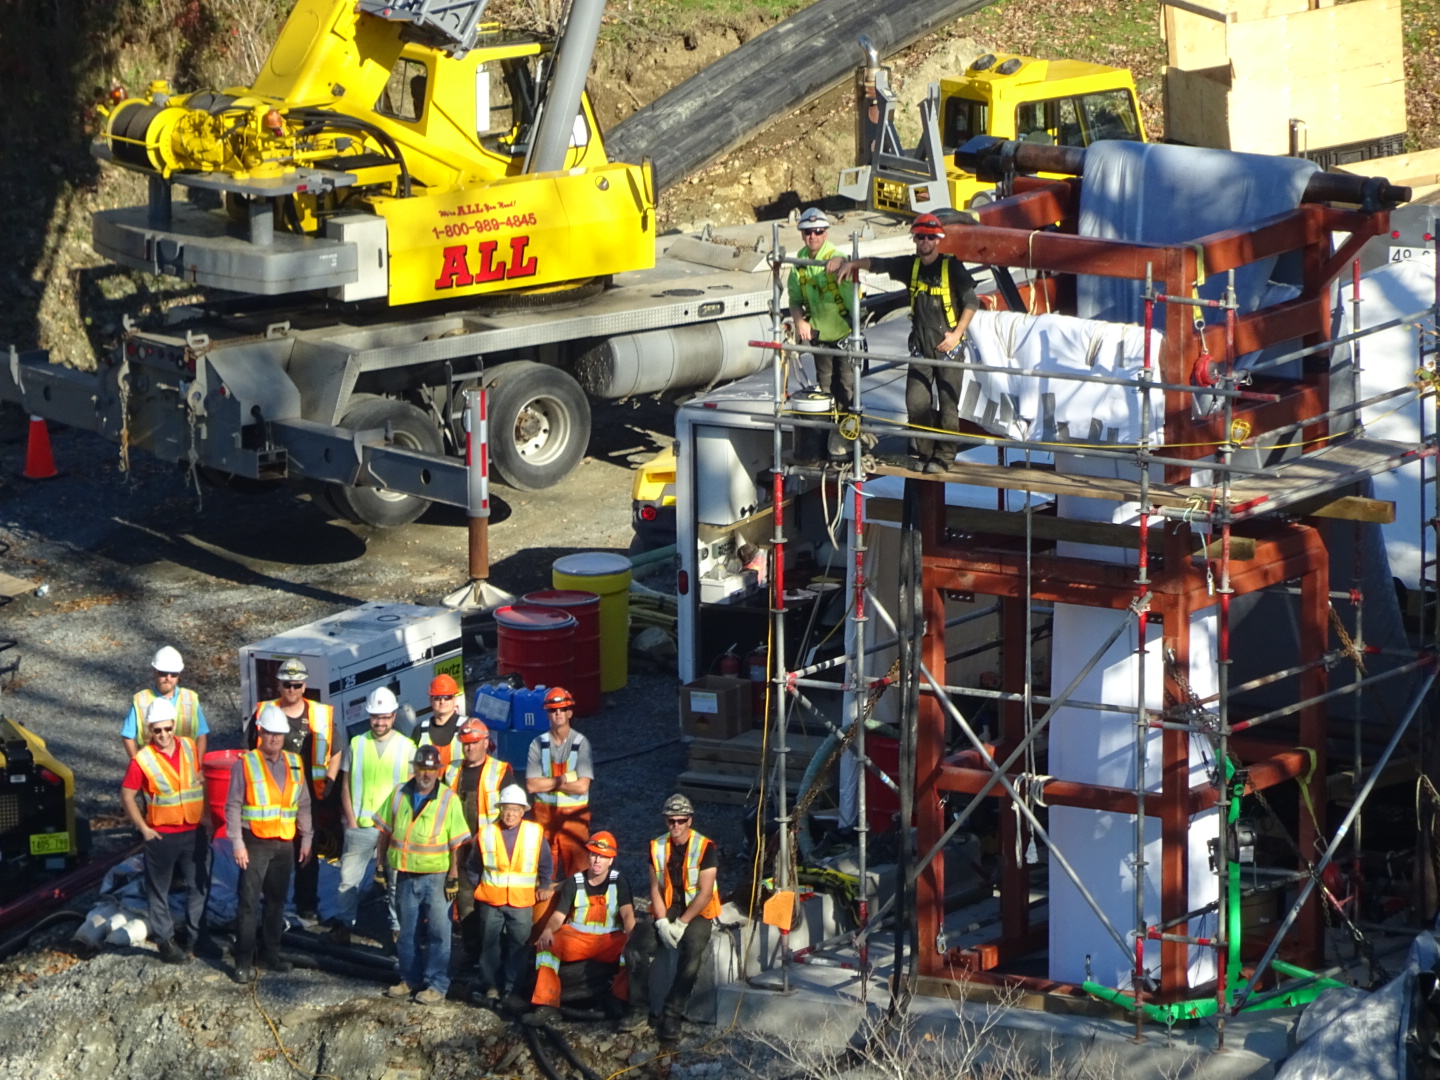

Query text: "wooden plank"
[1289, 494, 1395, 524]
[0, 573, 36, 599]
[1161, 0, 1232, 25]
[1164, 66, 1235, 150]
[871, 459, 1200, 508]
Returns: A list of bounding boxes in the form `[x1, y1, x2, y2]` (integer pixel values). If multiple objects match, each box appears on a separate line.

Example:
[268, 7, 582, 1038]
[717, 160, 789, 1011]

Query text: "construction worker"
[118, 697, 211, 965]
[452, 717, 515, 958]
[227, 704, 312, 984]
[415, 673, 465, 778]
[121, 646, 208, 760]
[243, 657, 339, 921]
[522, 831, 636, 1028]
[828, 212, 979, 474]
[472, 784, 554, 1005]
[374, 744, 471, 1005]
[334, 686, 416, 945]
[788, 206, 859, 459]
[525, 686, 593, 878]
[648, 793, 721, 1045]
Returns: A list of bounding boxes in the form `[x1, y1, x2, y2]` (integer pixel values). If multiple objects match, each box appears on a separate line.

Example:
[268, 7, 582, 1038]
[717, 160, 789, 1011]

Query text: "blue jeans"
[336, 825, 399, 932]
[395, 871, 452, 995]
[477, 902, 532, 995]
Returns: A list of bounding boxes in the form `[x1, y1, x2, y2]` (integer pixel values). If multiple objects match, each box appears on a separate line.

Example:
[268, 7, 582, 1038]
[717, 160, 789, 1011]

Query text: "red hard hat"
[911, 213, 945, 238]
[458, 718, 490, 745]
[430, 673, 459, 697]
[544, 686, 576, 711]
[587, 831, 619, 856]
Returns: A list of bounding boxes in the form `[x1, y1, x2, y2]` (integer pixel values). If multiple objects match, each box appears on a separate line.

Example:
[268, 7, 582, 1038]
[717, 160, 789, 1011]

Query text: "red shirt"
[123, 741, 199, 835]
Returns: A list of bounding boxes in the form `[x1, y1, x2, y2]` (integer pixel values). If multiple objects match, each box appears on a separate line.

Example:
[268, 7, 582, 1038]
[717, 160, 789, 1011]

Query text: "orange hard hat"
[430, 673, 460, 697]
[544, 686, 575, 711]
[458, 718, 490, 745]
[911, 213, 945, 238]
[586, 831, 619, 856]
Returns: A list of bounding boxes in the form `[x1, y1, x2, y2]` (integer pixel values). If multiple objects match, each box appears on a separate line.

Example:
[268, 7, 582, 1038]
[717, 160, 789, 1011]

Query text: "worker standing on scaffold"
[828, 212, 979, 474]
[788, 207, 859, 460]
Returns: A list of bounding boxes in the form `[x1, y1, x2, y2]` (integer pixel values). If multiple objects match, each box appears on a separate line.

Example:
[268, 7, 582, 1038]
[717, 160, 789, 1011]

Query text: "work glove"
[373, 861, 389, 888]
[654, 917, 674, 948]
[657, 918, 685, 949]
[445, 877, 460, 904]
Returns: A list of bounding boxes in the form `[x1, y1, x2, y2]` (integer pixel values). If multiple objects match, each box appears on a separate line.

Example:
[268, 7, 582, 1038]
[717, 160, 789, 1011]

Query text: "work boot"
[329, 924, 352, 947]
[295, 907, 320, 923]
[617, 1007, 649, 1034]
[657, 1013, 682, 1045]
[414, 988, 445, 1006]
[231, 965, 255, 985]
[522, 1005, 561, 1027]
[156, 939, 190, 965]
[922, 457, 946, 475]
[258, 954, 293, 974]
[193, 935, 224, 959]
[386, 981, 413, 999]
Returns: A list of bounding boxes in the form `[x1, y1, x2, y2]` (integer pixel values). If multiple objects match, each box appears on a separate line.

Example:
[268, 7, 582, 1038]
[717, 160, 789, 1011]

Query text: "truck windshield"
[375, 58, 428, 123]
[479, 57, 539, 150]
[1078, 89, 1142, 142]
[942, 95, 989, 155]
[1015, 90, 1140, 148]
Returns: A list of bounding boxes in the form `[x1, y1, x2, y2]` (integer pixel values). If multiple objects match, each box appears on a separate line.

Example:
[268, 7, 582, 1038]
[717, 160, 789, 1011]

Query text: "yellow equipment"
[841, 43, 1146, 215]
[93, 0, 655, 305]
[631, 446, 677, 551]
[0, 715, 79, 871]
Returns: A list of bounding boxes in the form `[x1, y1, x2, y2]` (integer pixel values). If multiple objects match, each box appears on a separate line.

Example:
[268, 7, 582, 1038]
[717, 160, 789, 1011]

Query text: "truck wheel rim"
[513, 395, 570, 468]
[374, 428, 426, 503]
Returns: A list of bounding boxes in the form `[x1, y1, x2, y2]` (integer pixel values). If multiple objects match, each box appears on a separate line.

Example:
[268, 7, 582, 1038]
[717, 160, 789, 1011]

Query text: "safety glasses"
[279, 681, 304, 689]
[665, 816, 691, 826]
[800, 228, 827, 237]
[150, 726, 175, 734]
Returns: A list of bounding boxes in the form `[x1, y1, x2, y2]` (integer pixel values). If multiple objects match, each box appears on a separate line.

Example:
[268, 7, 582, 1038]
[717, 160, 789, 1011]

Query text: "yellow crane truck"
[0, 0, 777, 521]
[840, 41, 1146, 215]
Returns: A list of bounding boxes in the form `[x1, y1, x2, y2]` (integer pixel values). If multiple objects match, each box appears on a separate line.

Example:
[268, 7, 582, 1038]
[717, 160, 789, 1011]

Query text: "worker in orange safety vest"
[451, 717, 515, 960]
[647, 793, 721, 1045]
[471, 784, 554, 1006]
[525, 686, 593, 878]
[119, 697, 212, 965]
[522, 830, 636, 1028]
[227, 704, 312, 984]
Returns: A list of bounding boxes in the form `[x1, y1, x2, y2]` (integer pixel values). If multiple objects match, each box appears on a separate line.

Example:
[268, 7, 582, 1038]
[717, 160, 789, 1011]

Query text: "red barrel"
[495, 605, 577, 698]
[202, 749, 244, 840]
[864, 736, 901, 836]
[522, 589, 602, 717]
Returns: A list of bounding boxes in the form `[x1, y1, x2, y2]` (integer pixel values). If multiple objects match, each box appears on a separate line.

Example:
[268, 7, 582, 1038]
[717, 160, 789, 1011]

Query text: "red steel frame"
[905, 175, 1392, 1003]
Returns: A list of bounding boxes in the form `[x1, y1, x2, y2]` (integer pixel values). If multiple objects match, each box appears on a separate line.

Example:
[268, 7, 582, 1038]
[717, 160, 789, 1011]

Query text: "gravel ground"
[0, 396, 747, 898]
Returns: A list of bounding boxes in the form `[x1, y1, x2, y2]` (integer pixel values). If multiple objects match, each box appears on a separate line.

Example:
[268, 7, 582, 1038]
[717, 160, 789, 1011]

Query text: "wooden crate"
[1333, 148, 1440, 204]
[1162, 0, 1404, 155]
[680, 729, 835, 806]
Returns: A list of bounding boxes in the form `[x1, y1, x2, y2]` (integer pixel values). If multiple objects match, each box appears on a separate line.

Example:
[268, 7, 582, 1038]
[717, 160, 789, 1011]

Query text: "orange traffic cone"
[22, 415, 57, 480]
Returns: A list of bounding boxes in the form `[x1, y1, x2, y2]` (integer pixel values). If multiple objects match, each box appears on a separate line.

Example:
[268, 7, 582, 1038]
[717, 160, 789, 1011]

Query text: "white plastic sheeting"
[1335, 256, 1439, 590]
[1275, 932, 1439, 1080]
[1075, 141, 1318, 327]
[1047, 457, 1219, 988]
[959, 309, 1164, 445]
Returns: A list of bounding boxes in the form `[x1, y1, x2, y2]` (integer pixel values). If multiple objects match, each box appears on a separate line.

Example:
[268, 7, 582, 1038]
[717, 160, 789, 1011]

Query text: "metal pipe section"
[465, 388, 490, 580]
[525, 0, 606, 174]
[1230, 657, 1431, 732]
[953, 137, 1413, 206]
[1234, 667, 1437, 1008]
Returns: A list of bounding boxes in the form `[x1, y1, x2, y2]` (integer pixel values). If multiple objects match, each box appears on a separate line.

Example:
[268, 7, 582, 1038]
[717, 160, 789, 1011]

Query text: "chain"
[1163, 652, 1220, 734]
[184, 389, 204, 511]
[1328, 603, 1368, 676]
[115, 357, 132, 476]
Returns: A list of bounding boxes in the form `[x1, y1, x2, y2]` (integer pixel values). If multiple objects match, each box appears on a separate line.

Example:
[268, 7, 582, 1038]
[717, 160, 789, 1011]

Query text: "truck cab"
[843, 48, 1145, 216]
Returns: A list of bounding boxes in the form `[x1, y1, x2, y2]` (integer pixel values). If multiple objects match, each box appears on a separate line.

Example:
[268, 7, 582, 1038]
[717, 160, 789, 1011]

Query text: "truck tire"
[483, 361, 591, 491]
[329, 397, 444, 528]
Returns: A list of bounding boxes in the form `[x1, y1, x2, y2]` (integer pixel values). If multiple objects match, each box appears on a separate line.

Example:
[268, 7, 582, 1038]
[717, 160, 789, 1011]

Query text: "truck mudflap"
[0, 348, 120, 437]
[270, 418, 469, 509]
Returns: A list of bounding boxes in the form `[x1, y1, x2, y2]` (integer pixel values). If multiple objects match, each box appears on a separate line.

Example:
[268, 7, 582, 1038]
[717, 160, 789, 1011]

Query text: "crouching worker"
[523, 831, 637, 1028]
[648, 794, 721, 1045]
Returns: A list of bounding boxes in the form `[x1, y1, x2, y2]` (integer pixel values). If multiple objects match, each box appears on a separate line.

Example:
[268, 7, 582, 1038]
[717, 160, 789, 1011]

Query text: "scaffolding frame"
[739, 168, 1440, 1035]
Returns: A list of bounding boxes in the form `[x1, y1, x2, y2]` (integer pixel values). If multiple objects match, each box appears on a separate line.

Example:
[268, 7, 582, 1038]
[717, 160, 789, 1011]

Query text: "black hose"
[541, 1025, 602, 1080]
[277, 948, 395, 984]
[0, 910, 87, 962]
[280, 930, 397, 971]
[290, 108, 413, 196]
[523, 1023, 566, 1080]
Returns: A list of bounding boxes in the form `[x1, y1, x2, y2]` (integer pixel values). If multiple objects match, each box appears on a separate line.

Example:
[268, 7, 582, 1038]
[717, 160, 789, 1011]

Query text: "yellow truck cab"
[842, 45, 1145, 215]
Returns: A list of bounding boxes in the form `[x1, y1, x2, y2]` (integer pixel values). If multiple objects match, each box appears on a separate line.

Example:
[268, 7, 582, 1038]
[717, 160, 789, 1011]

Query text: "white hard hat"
[152, 646, 184, 673]
[257, 703, 291, 735]
[366, 686, 399, 714]
[798, 207, 831, 230]
[497, 784, 529, 808]
[145, 698, 177, 727]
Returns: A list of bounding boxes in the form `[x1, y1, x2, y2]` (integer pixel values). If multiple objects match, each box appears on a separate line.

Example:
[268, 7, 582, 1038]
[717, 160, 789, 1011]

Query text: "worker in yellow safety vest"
[245, 656, 339, 921]
[374, 743, 471, 1005]
[648, 793, 721, 1045]
[226, 704, 312, 984]
[119, 697, 212, 965]
[526, 686, 594, 878]
[522, 831, 637, 1029]
[333, 686, 416, 945]
[472, 784, 554, 1006]
[828, 213, 980, 473]
[451, 717, 515, 960]
[121, 645, 208, 760]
